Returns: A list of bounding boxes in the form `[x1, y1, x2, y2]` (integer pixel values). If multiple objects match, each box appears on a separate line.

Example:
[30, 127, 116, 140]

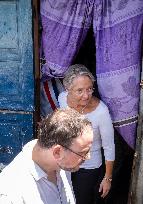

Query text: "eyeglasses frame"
[60, 144, 90, 160]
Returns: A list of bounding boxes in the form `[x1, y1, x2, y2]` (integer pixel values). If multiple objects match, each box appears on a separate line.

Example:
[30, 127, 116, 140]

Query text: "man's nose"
[83, 151, 91, 161]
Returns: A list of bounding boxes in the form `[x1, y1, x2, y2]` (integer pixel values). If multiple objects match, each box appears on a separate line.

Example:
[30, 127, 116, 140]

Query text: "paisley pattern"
[40, 0, 143, 148]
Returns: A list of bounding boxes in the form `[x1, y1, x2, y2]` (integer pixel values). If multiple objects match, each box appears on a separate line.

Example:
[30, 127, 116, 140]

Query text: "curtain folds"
[40, 0, 143, 148]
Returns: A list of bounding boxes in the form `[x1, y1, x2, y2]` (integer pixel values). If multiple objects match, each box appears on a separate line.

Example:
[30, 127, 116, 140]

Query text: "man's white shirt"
[0, 140, 75, 204]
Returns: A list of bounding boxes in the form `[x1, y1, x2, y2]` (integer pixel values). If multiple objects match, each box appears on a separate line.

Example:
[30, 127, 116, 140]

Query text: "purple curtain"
[40, 0, 143, 148]
[94, 1, 143, 148]
[40, 0, 93, 78]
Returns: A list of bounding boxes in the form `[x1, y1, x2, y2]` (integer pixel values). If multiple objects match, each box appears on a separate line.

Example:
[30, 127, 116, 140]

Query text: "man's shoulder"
[0, 140, 36, 190]
[0, 158, 29, 187]
[0, 164, 38, 203]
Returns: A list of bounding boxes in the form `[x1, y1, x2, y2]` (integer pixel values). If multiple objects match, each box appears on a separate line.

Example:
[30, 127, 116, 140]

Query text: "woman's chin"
[80, 101, 89, 106]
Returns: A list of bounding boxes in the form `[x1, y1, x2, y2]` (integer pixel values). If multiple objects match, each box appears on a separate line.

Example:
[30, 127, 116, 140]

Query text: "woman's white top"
[58, 91, 115, 169]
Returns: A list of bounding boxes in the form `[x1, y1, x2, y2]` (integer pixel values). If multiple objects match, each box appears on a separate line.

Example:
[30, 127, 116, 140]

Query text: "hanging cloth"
[94, 0, 143, 148]
[40, 0, 143, 148]
[40, 0, 94, 77]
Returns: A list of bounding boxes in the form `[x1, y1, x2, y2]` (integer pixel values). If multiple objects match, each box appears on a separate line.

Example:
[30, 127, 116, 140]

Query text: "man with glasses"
[0, 108, 93, 204]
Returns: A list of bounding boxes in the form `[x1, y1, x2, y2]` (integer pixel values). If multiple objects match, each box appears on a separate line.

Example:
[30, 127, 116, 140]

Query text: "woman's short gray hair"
[63, 64, 95, 90]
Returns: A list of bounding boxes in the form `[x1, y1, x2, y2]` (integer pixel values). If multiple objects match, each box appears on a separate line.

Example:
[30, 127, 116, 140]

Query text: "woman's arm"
[104, 160, 114, 180]
[98, 104, 115, 197]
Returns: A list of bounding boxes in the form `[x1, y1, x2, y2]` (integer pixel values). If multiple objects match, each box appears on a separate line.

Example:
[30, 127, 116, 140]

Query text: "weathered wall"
[128, 58, 143, 204]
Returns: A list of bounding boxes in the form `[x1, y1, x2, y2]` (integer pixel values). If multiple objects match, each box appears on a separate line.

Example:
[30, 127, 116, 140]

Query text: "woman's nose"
[82, 91, 89, 99]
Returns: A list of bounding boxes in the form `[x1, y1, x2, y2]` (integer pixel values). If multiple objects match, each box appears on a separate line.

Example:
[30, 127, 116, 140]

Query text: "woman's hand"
[99, 178, 111, 198]
[100, 160, 113, 198]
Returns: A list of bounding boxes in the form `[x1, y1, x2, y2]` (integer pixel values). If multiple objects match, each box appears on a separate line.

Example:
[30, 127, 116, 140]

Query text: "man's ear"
[52, 145, 64, 160]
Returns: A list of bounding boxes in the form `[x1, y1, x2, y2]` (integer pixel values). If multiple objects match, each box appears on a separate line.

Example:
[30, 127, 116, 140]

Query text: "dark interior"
[73, 25, 134, 204]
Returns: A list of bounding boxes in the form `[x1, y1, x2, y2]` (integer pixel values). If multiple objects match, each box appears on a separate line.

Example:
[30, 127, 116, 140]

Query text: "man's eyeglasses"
[60, 144, 90, 160]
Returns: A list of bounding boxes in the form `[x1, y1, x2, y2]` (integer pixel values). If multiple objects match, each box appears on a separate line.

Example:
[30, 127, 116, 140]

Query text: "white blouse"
[58, 91, 115, 169]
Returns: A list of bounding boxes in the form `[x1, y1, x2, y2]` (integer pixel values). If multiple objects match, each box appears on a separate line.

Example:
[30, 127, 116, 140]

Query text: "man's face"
[57, 125, 93, 172]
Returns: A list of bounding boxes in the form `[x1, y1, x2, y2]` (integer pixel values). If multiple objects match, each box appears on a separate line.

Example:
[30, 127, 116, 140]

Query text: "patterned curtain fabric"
[95, 1, 143, 148]
[40, 0, 143, 148]
[40, 0, 93, 78]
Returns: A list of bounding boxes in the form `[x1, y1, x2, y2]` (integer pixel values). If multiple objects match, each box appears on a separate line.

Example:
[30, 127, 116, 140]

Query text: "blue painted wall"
[0, 0, 34, 165]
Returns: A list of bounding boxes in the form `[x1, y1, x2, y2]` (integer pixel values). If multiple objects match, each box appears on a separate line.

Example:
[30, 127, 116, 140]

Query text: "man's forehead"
[83, 125, 93, 132]
[81, 125, 93, 137]
[71, 126, 93, 147]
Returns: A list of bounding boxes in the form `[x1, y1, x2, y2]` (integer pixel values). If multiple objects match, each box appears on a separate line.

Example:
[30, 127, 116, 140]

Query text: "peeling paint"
[0, 0, 34, 165]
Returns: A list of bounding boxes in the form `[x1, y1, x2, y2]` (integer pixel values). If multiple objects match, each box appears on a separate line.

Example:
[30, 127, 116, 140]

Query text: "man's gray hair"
[63, 64, 95, 90]
[38, 108, 92, 148]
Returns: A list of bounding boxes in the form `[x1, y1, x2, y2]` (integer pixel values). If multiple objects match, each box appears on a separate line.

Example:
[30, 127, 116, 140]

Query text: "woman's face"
[68, 75, 94, 107]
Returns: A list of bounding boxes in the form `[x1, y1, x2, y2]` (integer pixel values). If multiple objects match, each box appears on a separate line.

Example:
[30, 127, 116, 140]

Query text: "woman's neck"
[67, 94, 99, 114]
[67, 95, 92, 113]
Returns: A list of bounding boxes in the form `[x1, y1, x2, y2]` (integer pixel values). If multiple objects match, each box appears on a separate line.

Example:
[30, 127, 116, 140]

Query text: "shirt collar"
[22, 139, 48, 181]
[30, 161, 47, 181]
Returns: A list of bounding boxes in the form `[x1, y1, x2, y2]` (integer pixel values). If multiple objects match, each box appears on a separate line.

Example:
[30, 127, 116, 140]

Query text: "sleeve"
[58, 91, 68, 108]
[98, 106, 115, 161]
[0, 194, 13, 204]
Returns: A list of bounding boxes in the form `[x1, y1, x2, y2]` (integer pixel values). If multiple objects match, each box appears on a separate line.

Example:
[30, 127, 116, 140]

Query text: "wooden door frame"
[32, 0, 40, 137]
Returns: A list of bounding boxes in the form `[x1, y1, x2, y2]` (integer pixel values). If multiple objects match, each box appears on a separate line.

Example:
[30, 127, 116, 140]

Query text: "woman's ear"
[66, 84, 73, 92]
[52, 145, 64, 161]
[65, 87, 70, 92]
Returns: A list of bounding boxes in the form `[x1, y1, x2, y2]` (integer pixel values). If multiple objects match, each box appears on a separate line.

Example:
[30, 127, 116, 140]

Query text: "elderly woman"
[58, 64, 115, 204]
